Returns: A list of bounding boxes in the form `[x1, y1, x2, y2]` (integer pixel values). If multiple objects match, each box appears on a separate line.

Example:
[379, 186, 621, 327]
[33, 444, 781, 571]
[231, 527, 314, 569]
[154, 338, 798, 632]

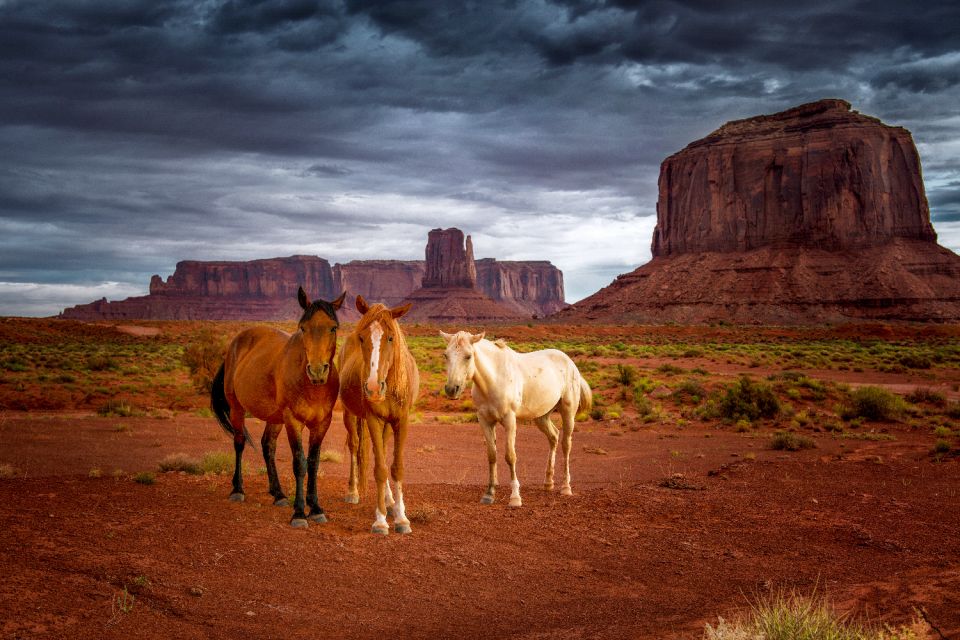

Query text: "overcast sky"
[2, 0, 959, 316]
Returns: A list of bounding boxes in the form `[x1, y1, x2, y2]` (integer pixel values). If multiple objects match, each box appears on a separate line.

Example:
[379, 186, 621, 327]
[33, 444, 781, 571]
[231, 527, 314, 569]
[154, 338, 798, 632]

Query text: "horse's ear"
[356, 295, 369, 314]
[470, 332, 485, 344]
[331, 291, 346, 310]
[390, 302, 412, 319]
[439, 330, 454, 343]
[297, 286, 310, 310]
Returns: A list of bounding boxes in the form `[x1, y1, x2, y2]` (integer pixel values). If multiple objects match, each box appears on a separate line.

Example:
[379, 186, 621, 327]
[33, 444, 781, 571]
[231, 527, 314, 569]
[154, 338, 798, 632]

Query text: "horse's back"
[225, 326, 290, 420]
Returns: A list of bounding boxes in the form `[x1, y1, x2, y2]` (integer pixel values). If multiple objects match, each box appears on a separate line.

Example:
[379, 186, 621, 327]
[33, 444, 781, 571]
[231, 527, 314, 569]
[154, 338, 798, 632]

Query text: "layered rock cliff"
[562, 99, 960, 324]
[60, 230, 566, 321]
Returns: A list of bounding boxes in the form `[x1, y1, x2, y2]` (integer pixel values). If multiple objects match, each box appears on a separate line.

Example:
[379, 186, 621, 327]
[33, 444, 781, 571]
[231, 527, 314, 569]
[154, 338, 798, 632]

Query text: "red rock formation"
[475, 259, 567, 317]
[422, 228, 477, 288]
[562, 99, 960, 324]
[60, 231, 566, 321]
[402, 228, 524, 322]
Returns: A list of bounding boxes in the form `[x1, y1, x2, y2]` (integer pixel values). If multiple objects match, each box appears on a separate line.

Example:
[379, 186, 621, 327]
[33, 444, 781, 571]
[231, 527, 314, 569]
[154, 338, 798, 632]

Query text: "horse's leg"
[282, 416, 309, 528]
[367, 416, 390, 535]
[381, 422, 395, 516]
[261, 422, 287, 506]
[534, 414, 559, 491]
[479, 415, 497, 505]
[503, 413, 522, 508]
[559, 404, 575, 496]
[306, 414, 333, 523]
[228, 405, 246, 502]
[390, 419, 411, 534]
[343, 411, 361, 503]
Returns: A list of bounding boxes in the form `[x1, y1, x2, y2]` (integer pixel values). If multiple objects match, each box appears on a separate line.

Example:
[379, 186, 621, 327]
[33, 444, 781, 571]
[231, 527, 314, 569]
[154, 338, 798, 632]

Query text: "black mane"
[300, 299, 339, 325]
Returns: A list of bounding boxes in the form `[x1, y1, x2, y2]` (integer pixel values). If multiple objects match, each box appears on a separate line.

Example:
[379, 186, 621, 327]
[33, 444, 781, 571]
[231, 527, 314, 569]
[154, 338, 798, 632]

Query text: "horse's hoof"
[480, 494, 495, 505]
[394, 522, 412, 534]
[290, 518, 309, 529]
[544, 483, 555, 491]
[561, 486, 573, 496]
[371, 524, 389, 535]
[308, 512, 327, 524]
[343, 494, 359, 504]
[508, 496, 522, 508]
[229, 493, 245, 503]
[273, 497, 289, 507]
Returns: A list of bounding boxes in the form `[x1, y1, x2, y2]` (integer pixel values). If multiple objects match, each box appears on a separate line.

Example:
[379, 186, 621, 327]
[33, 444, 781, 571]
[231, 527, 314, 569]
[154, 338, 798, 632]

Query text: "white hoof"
[508, 496, 522, 508]
[544, 482, 554, 491]
[371, 523, 389, 535]
[561, 485, 573, 496]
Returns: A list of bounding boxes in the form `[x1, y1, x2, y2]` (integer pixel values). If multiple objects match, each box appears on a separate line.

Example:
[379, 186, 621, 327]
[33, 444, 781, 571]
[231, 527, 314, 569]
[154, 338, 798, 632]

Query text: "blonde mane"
[354, 303, 412, 404]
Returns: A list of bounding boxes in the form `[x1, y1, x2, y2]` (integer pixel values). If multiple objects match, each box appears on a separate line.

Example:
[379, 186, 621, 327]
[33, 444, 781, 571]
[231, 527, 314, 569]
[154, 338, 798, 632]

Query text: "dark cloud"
[1, 0, 959, 315]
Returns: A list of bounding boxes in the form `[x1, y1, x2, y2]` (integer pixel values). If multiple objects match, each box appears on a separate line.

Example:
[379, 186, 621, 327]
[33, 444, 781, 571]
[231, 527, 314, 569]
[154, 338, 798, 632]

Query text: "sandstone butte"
[60, 229, 566, 322]
[561, 99, 960, 324]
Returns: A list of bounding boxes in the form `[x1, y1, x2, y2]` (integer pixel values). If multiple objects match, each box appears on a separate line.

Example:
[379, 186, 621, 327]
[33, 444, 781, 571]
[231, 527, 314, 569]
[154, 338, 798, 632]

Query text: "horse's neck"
[471, 341, 504, 398]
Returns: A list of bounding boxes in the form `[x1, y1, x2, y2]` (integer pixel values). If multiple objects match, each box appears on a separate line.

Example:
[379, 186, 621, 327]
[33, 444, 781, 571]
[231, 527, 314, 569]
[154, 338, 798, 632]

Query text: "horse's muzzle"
[444, 383, 462, 399]
[306, 362, 330, 385]
[365, 380, 387, 401]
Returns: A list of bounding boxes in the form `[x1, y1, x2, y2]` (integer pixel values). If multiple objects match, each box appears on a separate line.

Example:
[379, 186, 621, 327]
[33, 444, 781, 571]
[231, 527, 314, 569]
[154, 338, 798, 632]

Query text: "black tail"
[210, 363, 258, 453]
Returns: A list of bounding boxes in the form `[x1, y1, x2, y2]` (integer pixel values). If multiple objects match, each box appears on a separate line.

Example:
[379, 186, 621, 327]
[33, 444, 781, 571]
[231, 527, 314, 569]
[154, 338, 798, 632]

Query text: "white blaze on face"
[366, 320, 383, 392]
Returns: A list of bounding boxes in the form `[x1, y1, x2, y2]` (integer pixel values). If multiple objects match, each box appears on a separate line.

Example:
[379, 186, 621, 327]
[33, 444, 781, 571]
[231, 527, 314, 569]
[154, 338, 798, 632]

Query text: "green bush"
[86, 354, 118, 371]
[97, 399, 143, 417]
[133, 472, 155, 485]
[842, 386, 905, 421]
[615, 364, 636, 386]
[904, 387, 946, 407]
[672, 378, 706, 404]
[718, 376, 780, 422]
[899, 353, 932, 369]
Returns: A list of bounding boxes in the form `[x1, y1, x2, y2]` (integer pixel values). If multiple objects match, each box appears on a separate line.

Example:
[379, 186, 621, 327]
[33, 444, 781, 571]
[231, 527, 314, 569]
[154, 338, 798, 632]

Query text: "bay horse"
[340, 295, 419, 534]
[211, 287, 346, 528]
[440, 331, 591, 507]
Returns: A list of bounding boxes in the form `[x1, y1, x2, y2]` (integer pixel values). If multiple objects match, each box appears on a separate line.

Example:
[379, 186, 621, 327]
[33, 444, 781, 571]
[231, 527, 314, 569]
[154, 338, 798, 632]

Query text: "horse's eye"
[359, 337, 364, 344]
[388, 336, 393, 343]
[331, 326, 337, 333]
[465, 355, 471, 361]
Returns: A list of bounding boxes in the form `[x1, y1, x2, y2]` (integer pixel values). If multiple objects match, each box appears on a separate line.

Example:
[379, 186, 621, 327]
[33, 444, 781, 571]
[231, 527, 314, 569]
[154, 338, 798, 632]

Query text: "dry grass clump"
[0, 463, 19, 479]
[181, 328, 227, 393]
[703, 591, 923, 640]
[158, 453, 203, 475]
[407, 502, 441, 524]
[200, 451, 233, 475]
[770, 431, 816, 451]
[318, 450, 343, 464]
[841, 387, 905, 422]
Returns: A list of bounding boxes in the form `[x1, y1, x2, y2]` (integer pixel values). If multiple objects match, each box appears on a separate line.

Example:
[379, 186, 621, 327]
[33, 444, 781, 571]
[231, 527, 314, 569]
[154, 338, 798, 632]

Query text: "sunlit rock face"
[561, 100, 960, 324]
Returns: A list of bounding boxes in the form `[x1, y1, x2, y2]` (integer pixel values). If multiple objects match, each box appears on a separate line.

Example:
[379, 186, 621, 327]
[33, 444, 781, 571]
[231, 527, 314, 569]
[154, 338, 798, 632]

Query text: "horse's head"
[355, 294, 411, 402]
[297, 287, 346, 385]
[439, 330, 485, 399]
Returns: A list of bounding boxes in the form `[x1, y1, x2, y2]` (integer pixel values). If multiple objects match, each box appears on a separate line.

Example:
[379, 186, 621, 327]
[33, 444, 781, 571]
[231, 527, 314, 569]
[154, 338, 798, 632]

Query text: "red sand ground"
[1, 410, 957, 639]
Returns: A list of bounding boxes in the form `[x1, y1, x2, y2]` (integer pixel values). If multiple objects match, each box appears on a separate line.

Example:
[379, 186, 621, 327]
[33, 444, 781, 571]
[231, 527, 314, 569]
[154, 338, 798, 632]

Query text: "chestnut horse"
[211, 287, 345, 527]
[340, 295, 419, 534]
[440, 330, 591, 507]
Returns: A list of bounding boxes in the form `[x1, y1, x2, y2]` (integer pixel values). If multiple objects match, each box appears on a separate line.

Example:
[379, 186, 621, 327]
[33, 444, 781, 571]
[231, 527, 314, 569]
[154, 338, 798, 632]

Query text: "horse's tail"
[577, 373, 593, 414]
[210, 362, 257, 453]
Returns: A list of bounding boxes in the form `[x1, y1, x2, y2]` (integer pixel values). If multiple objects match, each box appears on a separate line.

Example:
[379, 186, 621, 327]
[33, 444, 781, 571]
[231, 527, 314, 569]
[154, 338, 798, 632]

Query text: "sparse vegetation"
[181, 327, 228, 393]
[616, 364, 636, 386]
[841, 387, 905, 422]
[719, 376, 780, 422]
[158, 453, 203, 475]
[133, 471, 156, 485]
[201, 452, 233, 475]
[703, 590, 921, 640]
[904, 387, 946, 407]
[0, 463, 18, 479]
[97, 399, 143, 417]
[770, 431, 815, 451]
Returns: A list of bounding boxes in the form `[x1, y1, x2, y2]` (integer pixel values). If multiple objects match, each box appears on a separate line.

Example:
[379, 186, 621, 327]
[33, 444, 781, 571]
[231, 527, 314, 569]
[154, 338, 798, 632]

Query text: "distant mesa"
[562, 98, 960, 323]
[60, 229, 566, 322]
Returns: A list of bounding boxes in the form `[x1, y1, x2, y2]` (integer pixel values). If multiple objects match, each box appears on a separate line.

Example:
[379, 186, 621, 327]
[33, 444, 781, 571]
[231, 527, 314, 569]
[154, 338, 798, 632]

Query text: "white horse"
[440, 331, 592, 507]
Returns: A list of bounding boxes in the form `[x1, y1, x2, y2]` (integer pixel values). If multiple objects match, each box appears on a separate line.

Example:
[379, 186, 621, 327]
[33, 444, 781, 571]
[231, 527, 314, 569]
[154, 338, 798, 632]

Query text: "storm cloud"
[1, 0, 959, 315]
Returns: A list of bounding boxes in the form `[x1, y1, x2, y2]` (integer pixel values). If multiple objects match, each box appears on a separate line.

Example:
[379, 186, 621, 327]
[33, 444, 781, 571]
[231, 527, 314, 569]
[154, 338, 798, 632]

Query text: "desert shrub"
[613, 364, 635, 386]
[703, 590, 921, 640]
[97, 399, 143, 417]
[933, 425, 953, 438]
[158, 453, 202, 475]
[718, 376, 780, 422]
[947, 402, 960, 420]
[841, 386, 905, 422]
[656, 363, 685, 376]
[201, 451, 233, 475]
[181, 328, 227, 393]
[672, 378, 706, 404]
[0, 463, 18, 479]
[932, 439, 951, 455]
[133, 472, 155, 485]
[85, 353, 118, 371]
[633, 376, 657, 394]
[589, 407, 605, 421]
[634, 392, 653, 417]
[904, 387, 946, 407]
[899, 353, 931, 369]
[770, 430, 815, 451]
